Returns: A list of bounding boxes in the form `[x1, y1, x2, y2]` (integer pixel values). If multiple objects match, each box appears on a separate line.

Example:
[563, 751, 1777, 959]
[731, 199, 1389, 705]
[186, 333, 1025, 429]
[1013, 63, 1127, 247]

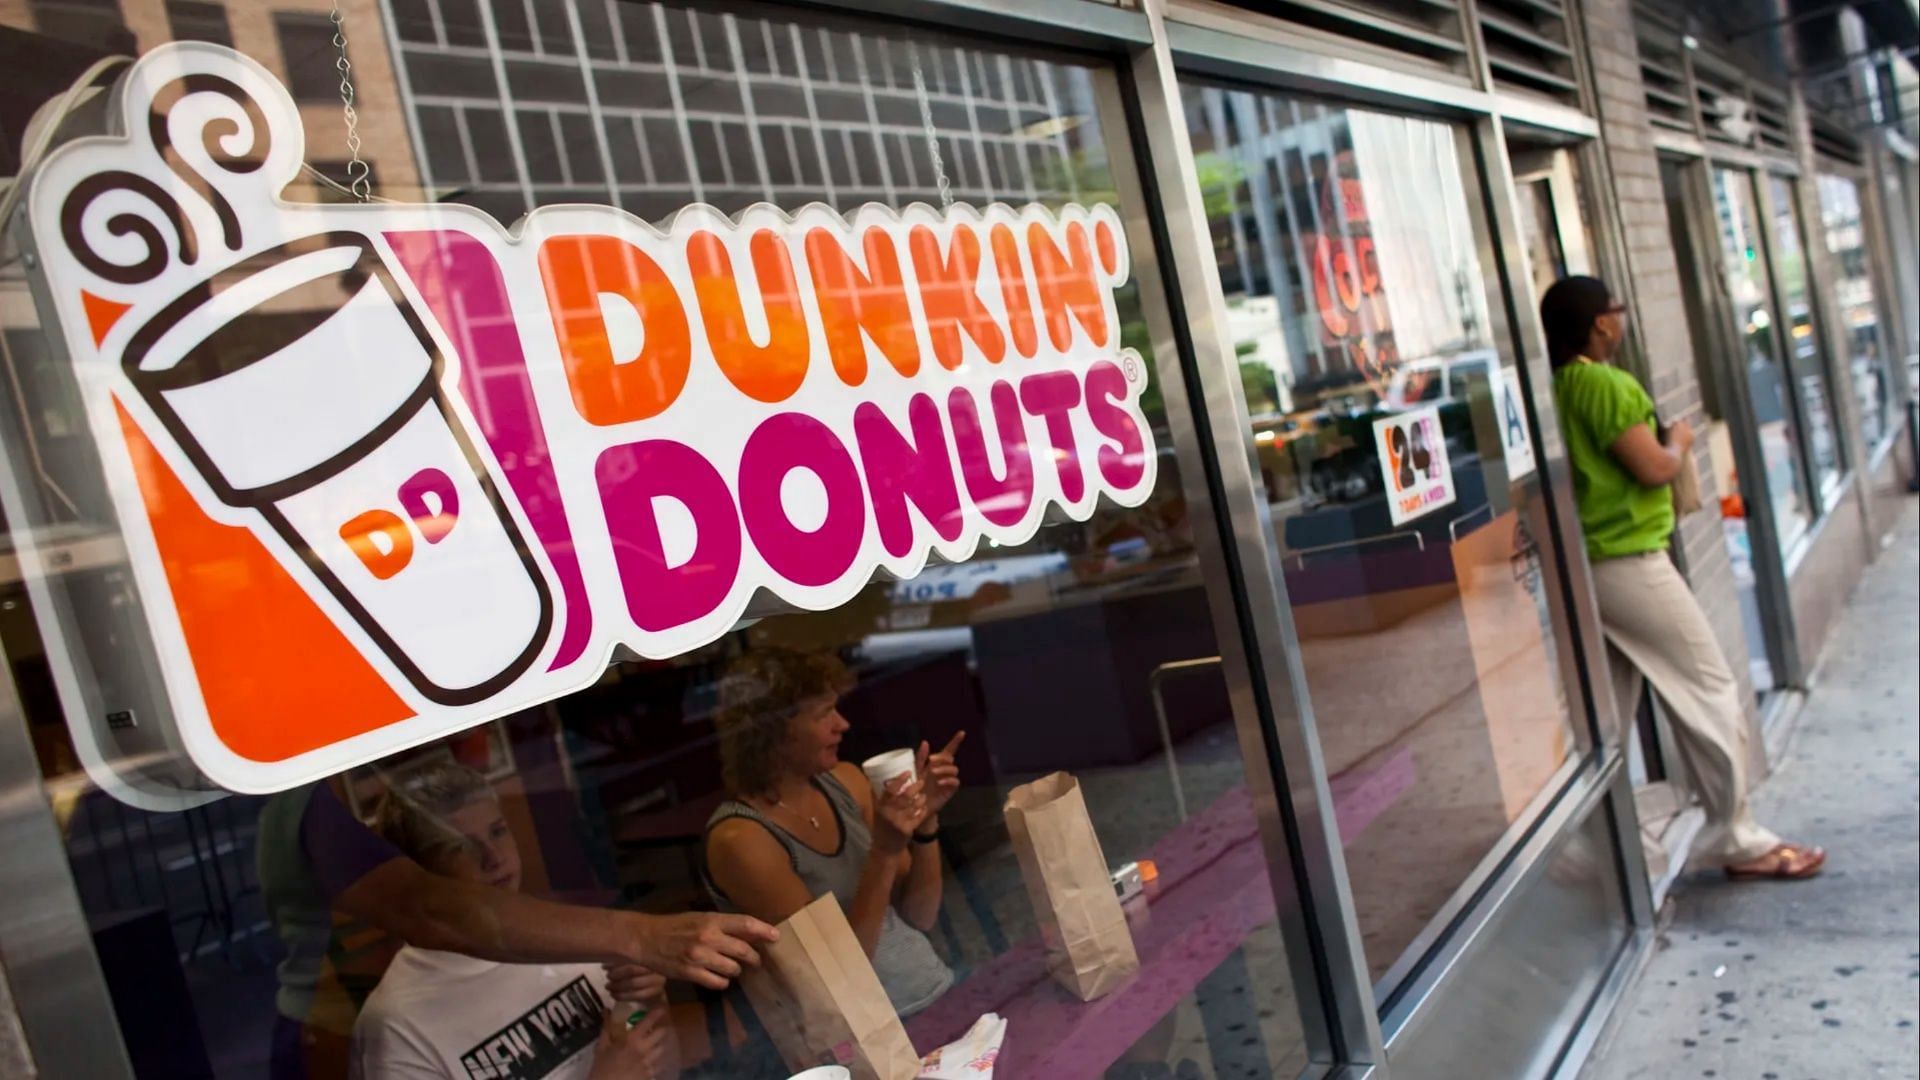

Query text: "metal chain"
[330, 0, 371, 202]
[908, 45, 954, 209]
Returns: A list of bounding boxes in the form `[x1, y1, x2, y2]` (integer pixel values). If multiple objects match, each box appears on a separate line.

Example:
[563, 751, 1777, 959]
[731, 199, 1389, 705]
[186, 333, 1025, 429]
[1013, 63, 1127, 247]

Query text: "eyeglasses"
[1602, 302, 1627, 316]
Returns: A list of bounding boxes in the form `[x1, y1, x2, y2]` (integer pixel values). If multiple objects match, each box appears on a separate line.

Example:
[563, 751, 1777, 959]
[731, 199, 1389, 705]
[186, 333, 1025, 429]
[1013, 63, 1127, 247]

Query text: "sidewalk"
[1585, 498, 1920, 1080]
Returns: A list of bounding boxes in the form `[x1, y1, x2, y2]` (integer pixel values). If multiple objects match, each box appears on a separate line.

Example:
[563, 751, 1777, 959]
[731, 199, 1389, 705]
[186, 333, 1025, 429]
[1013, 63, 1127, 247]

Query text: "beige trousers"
[1591, 551, 1780, 864]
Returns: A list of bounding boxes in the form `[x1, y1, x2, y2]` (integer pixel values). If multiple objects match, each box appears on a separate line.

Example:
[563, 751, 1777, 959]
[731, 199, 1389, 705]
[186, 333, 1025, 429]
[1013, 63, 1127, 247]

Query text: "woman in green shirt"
[1542, 276, 1823, 880]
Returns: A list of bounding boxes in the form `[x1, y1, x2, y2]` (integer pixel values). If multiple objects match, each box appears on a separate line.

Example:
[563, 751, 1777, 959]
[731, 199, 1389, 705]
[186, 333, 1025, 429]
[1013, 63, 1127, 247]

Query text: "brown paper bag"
[1670, 444, 1704, 515]
[738, 894, 920, 1080]
[1004, 771, 1139, 1001]
[1658, 415, 1704, 516]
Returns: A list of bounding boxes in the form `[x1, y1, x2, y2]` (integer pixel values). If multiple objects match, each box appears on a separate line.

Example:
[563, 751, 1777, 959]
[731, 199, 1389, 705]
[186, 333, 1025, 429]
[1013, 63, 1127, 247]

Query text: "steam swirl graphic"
[60, 171, 197, 285]
[58, 72, 273, 285]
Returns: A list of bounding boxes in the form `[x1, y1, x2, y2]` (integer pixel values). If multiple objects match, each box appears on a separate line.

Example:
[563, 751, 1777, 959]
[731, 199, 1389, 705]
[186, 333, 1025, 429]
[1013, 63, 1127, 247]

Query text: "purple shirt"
[300, 781, 404, 898]
[260, 782, 405, 1023]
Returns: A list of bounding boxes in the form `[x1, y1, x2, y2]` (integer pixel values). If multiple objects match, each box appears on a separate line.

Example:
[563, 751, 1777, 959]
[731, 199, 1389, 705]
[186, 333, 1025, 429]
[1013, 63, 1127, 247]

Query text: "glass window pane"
[0, 4, 1319, 1076]
[274, 12, 348, 104]
[1659, 159, 1778, 697]
[1765, 175, 1842, 493]
[1815, 174, 1893, 449]
[1711, 168, 1812, 552]
[165, 0, 232, 46]
[1180, 81, 1580, 990]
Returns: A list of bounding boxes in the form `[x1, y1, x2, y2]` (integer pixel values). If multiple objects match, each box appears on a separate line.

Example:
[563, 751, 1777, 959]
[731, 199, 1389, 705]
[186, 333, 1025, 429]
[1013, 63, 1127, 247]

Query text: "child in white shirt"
[349, 763, 673, 1079]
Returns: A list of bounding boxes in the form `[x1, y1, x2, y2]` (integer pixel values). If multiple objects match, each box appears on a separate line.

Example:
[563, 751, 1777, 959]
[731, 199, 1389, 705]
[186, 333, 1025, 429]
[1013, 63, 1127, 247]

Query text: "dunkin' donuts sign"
[18, 44, 1152, 792]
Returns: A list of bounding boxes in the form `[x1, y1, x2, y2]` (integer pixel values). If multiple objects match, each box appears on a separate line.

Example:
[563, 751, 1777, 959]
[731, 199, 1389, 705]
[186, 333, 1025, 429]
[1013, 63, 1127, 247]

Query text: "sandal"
[1725, 842, 1826, 880]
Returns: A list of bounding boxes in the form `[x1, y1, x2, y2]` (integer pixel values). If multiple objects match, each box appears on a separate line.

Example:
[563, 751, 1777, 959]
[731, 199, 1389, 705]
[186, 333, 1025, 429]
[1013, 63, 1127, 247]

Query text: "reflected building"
[378, 0, 1106, 223]
[14, 0, 420, 199]
[1184, 85, 1490, 407]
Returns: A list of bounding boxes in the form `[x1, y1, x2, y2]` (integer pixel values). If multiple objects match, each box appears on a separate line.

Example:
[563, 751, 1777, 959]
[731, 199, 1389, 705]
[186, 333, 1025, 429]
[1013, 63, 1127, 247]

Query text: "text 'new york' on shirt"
[350, 946, 612, 1080]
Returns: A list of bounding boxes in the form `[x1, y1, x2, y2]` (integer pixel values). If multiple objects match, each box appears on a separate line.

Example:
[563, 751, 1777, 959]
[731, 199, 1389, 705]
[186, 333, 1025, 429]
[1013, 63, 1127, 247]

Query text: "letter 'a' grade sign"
[14, 44, 1154, 796]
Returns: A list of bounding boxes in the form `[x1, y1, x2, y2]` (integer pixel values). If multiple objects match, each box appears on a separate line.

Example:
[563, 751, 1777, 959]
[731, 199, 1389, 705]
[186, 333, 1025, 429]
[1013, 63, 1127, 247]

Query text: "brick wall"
[1577, 0, 1763, 736]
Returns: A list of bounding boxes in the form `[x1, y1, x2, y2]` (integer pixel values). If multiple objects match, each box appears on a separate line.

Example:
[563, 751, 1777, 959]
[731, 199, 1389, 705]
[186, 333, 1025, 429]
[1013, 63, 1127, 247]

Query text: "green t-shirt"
[1552, 360, 1674, 560]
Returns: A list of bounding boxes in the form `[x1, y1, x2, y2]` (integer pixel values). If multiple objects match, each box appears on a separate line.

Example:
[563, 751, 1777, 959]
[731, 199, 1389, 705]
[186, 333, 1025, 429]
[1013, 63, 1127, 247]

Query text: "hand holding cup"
[872, 770, 928, 851]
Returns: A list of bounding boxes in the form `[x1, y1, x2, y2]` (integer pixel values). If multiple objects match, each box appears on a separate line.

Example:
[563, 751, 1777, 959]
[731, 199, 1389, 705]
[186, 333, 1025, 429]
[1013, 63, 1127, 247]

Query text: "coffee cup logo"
[17, 42, 1155, 796]
[119, 232, 552, 705]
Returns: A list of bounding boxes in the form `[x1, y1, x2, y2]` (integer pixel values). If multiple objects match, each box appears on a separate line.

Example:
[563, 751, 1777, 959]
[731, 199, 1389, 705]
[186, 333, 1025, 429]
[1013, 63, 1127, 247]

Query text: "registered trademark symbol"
[1122, 355, 1141, 383]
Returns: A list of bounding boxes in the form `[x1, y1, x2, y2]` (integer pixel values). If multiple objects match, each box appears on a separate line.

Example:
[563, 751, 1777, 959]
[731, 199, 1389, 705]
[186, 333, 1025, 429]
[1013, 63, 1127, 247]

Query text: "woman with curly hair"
[701, 647, 963, 1017]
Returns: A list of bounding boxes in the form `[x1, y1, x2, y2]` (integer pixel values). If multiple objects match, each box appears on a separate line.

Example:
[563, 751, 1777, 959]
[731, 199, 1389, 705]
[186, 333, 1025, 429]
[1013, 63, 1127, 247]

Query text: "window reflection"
[1711, 168, 1811, 552]
[1815, 174, 1892, 449]
[1515, 178, 1569, 304]
[1764, 175, 1841, 492]
[385, 0, 1108, 224]
[1182, 83, 1577, 988]
[0, 2, 1315, 1076]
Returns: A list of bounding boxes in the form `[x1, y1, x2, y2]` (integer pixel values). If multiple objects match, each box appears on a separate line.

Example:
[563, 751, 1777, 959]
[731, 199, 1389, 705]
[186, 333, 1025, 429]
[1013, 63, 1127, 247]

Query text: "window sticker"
[1372, 404, 1455, 526]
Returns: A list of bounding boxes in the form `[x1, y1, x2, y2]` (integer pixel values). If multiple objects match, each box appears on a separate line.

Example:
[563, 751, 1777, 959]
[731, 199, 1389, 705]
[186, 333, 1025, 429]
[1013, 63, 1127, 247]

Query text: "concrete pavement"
[1585, 498, 1920, 1080]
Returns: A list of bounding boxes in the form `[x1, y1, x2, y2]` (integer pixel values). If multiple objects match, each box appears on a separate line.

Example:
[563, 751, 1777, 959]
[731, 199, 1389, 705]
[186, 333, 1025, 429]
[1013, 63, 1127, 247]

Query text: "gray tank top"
[704, 772, 954, 1017]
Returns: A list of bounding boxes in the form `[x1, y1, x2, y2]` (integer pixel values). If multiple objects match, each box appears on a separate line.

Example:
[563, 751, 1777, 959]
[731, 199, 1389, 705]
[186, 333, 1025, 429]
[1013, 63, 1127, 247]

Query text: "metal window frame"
[0, 641, 133, 1078]
[1134, 1, 1650, 1071]
[0, 2, 1656, 1078]
[1123, 8, 1384, 1066]
[1089, 46, 1354, 1077]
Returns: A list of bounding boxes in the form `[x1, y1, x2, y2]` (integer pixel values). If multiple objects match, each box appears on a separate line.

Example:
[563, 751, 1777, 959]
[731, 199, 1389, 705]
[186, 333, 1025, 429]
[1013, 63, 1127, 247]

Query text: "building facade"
[0, 0, 1911, 1078]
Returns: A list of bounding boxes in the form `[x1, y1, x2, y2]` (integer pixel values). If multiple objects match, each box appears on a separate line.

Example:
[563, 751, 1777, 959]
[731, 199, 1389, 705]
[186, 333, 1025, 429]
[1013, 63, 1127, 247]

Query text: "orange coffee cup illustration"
[121, 231, 552, 706]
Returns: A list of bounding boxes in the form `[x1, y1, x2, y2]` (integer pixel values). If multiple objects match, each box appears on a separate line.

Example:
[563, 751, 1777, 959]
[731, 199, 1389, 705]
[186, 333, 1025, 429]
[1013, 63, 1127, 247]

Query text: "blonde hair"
[371, 760, 497, 864]
[714, 648, 853, 797]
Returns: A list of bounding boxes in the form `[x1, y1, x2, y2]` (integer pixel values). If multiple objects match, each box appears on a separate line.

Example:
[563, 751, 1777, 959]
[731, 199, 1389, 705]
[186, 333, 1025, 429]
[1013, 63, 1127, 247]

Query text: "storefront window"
[1764, 175, 1842, 493]
[1815, 173, 1893, 450]
[1181, 81, 1580, 991]
[1710, 167, 1812, 553]
[0, 3, 1318, 1077]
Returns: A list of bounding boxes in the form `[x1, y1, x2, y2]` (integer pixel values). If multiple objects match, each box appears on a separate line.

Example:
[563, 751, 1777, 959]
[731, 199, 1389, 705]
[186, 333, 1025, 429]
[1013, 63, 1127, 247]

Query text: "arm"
[304, 785, 773, 988]
[1609, 418, 1694, 488]
[892, 736, 964, 933]
[896, 825, 944, 933]
[706, 815, 903, 958]
[833, 761, 932, 937]
[335, 859, 772, 989]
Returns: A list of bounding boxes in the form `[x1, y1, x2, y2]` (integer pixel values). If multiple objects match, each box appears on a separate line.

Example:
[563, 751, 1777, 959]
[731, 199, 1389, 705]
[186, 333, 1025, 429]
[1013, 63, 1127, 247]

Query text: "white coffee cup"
[861, 748, 917, 795]
[786, 1068, 851, 1080]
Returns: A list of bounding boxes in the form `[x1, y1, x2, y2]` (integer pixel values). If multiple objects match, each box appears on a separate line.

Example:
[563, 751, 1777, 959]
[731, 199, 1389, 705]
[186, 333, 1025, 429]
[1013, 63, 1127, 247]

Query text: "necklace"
[769, 791, 823, 831]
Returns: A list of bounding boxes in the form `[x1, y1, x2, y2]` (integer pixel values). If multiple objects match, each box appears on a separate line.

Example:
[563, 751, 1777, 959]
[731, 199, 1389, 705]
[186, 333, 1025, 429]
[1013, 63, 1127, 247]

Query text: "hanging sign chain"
[908, 44, 954, 209]
[330, 0, 371, 202]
